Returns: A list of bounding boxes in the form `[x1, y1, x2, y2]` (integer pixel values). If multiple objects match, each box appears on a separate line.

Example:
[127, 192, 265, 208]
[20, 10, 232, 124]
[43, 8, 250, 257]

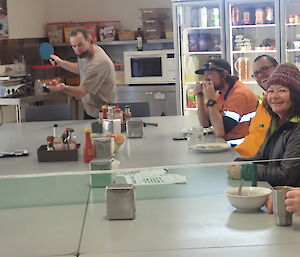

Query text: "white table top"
[79, 244, 300, 257]
[0, 116, 238, 176]
[80, 166, 300, 256]
[0, 204, 85, 257]
[1, 165, 300, 257]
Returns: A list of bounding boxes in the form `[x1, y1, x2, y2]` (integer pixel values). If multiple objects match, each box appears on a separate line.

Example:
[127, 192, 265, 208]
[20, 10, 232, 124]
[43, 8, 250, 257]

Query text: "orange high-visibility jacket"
[234, 103, 271, 158]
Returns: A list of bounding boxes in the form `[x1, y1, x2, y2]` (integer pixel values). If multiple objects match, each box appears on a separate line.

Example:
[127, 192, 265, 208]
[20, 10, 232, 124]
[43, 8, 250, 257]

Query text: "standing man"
[234, 55, 278, 157]
[194, 58, 258, 146]
[48, 28, 117, 119]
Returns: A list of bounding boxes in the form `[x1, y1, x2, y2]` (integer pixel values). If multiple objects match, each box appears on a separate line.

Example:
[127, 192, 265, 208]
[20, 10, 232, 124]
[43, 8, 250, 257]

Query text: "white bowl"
[225, 187, 272, 212]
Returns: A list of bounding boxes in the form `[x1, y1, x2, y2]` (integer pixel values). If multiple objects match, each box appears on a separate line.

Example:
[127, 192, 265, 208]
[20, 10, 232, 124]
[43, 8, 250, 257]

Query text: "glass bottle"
[123, 105, 132, 123]
[232, 7, 239, 26]
[137, 27, 143, 51]
[68, 129, 77, 150]
[107, 105, 114, 120]
[102, 105, 108, 119]
[265, 6, 274, 24]
[114, 105, 123, 120]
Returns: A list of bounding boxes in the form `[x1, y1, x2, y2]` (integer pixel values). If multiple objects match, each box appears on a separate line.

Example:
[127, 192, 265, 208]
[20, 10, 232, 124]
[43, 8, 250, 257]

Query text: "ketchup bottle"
[83, 128, 94, 163]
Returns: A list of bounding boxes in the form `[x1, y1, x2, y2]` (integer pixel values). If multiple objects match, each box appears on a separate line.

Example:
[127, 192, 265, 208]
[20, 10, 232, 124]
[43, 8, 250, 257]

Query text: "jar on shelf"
[213, 8, 220, 27]
[188, 33, 198, 52]
[294, 34, 300, 49]
[198, 33, 210, 51]
[255, 7, 265, 25]
[295, 14, 300, 24]
[242, 8, 253, 25]
[295, 56, 300, 70]
[232, 7, 240, 26]
[198, 7, 207, 28]
[265, 6, 274, 24]
[289, 14, 295, 24]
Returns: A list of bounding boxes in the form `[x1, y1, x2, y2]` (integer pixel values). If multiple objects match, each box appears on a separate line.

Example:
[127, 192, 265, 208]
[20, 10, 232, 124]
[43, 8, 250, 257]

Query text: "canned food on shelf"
[295, 14, 300, 24]
[46, 22, 66, 44]
[98, 20, 120, 42]
[289, 14, 295, 23]
[63, 22, 80, 43]
[118, 31, 136, 41]
[78, 21, 99, 42]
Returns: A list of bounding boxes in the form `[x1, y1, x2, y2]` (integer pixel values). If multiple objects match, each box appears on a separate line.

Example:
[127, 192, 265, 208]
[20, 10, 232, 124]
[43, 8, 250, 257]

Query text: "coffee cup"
[272, 186, 293, 226]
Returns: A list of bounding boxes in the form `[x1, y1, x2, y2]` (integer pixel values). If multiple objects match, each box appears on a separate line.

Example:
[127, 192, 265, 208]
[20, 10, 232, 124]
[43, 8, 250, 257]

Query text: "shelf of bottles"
[226, 0, 279, 94]
[283, 0, 300, 69]
[175, 1, 225, 113]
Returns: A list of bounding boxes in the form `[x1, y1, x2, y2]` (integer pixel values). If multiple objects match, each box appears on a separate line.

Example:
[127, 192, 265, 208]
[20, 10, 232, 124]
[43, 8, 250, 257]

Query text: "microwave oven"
[124, 50, 176, 85]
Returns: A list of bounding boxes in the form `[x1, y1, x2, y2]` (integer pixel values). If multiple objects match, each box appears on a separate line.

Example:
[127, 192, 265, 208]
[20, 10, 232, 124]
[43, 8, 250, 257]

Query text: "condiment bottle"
[123, 105, 132, 123]
[68, 129, 77, 150]
[107, 105, 114, 120]
[102, 105, 108, 119]
[52, 124, 64, 150]
[53, 135, 64, 150]
[114, 105, 123, 120]
[46, 136, 54, 151]
[83, 128, 94, 163]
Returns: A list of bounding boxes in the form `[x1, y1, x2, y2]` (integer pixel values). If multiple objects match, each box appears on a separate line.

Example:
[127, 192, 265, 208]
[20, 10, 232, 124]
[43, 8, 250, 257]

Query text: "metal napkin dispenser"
[106, 184, 136, 220]
[93, 137, 114, 159]
[127, 119, 143, 138]
[103, 118, 122, 134]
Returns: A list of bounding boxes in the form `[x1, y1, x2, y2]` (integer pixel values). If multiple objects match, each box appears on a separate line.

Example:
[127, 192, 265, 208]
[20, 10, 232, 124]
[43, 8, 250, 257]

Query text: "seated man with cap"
[194, 58, 258, 146]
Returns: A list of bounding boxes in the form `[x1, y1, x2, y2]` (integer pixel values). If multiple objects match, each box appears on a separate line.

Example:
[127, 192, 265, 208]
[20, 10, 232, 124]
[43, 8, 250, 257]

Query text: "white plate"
[190, 142, 231, 153]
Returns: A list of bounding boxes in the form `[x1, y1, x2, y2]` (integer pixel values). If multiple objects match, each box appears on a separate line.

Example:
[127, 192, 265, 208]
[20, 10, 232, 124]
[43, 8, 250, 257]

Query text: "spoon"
[238, 178, 244, 196]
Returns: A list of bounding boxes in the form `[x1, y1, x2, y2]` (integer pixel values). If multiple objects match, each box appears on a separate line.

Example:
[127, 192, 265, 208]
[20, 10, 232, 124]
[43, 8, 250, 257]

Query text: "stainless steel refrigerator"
[280, 0, 300, 69]
[172, 0, 283, 116]
[224, 0, 281, 96]
[172, 0, 226, 116]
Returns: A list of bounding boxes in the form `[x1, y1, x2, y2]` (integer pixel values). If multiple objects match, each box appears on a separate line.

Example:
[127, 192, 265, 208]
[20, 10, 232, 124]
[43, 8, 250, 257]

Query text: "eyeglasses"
[251, 65, 276, 78]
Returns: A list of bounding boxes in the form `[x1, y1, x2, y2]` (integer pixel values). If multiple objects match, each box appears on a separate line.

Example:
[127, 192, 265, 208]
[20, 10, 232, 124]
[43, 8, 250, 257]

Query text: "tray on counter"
[37, 145, 80, 162]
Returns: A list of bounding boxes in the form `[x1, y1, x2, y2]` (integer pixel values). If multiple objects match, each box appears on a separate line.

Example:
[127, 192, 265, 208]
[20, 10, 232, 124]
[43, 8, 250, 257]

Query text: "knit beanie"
[265, 63, 300, 96]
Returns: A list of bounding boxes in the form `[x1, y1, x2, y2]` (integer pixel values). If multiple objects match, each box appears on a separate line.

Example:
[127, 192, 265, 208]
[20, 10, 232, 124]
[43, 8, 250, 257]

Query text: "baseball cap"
[195, 58, 232, 75]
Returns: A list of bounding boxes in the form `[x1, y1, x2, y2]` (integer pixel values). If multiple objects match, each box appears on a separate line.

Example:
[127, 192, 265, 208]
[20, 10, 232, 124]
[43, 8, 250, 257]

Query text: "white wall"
[7, 0, 49, 38]
[7, 0, 172, 38]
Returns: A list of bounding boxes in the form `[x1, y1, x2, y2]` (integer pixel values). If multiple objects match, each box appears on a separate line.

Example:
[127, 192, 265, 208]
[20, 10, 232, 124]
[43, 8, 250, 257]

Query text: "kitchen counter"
[0, 92, 70, 122]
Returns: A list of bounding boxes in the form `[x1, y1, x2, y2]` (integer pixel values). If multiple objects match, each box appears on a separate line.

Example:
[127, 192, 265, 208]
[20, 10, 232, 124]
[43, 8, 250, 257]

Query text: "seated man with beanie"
[234, 55, 278, 157]
[194, 58, 258, 146]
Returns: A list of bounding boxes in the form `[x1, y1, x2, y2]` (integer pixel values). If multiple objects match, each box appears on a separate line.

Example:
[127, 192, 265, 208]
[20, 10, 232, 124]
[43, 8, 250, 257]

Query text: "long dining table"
[1, 164, 300, 257]
[0, 115, 238, 176]
[1, 116, 300, 257]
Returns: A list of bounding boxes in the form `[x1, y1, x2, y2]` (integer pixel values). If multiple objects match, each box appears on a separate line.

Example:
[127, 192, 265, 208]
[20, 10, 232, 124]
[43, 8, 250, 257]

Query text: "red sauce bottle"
[83, 128, 94, 163]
